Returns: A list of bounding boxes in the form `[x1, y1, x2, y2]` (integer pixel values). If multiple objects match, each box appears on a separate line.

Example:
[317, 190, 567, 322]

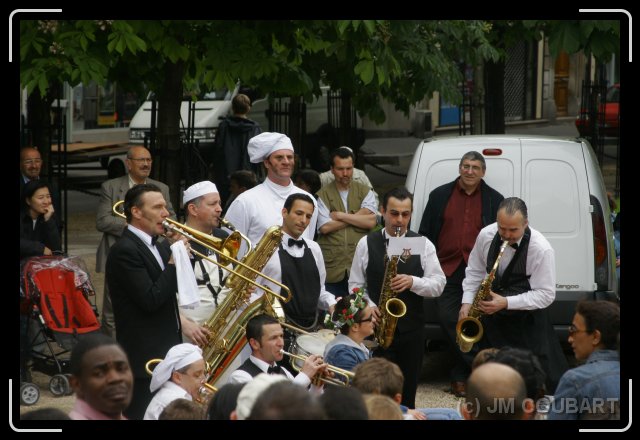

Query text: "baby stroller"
[19, 255, 101, 405]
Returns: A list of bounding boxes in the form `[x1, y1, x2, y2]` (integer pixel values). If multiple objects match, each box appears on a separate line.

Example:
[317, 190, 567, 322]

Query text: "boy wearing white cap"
[224, 132, 318, 258]
[176, 180, 234, 346]
[143, 343, 206, 420]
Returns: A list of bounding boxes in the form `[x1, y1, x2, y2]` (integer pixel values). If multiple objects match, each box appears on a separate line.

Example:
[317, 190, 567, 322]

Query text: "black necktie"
[267, 365, 282, 375]
[288, 238, 304, 248]
[151, 236, 159, 246]
[510, 242, 519, 250]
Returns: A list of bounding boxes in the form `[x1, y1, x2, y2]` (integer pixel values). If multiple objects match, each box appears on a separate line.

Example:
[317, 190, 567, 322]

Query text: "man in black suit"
[105, 183, 183, 419]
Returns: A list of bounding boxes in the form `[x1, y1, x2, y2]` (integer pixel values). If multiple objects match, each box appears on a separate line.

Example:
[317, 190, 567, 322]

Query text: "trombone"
[279, 349, 355, 387]
[145, 358, 217, 404]
[112, 200, 291, 304]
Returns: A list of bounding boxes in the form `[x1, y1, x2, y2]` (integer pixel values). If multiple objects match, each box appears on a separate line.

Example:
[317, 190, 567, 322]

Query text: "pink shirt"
[69, 398, 127, 420]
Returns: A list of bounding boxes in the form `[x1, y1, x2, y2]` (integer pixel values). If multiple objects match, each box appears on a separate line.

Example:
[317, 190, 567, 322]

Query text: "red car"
[576, 83, 620, 137]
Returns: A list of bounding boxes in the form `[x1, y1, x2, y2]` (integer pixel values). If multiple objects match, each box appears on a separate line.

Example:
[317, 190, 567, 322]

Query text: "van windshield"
[146, 87, 231, 102]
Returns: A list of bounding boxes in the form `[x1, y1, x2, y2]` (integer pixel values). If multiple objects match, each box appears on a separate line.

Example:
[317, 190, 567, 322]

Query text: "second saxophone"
[455, 239, 509, 352]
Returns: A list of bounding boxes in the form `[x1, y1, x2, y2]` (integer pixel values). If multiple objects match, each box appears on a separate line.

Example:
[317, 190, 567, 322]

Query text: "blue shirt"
[548, 349, 620, 420]
[323, 334, 370, 372]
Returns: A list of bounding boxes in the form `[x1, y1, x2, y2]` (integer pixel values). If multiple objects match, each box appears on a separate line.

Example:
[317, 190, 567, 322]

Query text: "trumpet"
[145, 358, 217, 404]
[279, 349, 355, 387]
[112, 200, 291, 304]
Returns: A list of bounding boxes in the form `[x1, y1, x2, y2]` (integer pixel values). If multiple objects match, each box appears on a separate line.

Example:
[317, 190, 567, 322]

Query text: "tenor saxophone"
[455, 239, 509, 353]
[374, 227, 408, 350]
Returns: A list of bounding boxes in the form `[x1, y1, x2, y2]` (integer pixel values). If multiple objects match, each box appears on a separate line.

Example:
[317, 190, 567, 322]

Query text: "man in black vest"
[418, 151, 504, 397]
[460, 197, 568, 392]
[349, 187, 446, 408]
[254, 193, 337, 332]
[227, 314, 327, 386]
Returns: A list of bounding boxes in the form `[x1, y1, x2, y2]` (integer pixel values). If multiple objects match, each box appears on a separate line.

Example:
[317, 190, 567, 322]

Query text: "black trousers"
[374, 326, 425, 409]
[435, 262, 477, 382]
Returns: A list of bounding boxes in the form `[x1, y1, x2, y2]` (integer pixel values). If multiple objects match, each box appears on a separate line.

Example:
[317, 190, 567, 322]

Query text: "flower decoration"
[324, 287, 367, 329]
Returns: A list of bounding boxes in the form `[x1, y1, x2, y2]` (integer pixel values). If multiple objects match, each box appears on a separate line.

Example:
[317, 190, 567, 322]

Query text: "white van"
[127, 85, 334, 156]
[128, 84, 263, 155]
[405, 135, 618, 341]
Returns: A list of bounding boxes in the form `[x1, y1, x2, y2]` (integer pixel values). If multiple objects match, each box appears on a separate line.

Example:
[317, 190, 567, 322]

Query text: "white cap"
[247, 132, 294, 163]
[149, 343, 203, 393]
[183, 180, 218, 205]
[235, 373, 288, 420]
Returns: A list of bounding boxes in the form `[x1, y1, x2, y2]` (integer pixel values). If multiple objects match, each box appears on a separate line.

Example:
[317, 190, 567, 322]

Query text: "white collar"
[127, 224, 156, 247]
[263, 177, 295, 198]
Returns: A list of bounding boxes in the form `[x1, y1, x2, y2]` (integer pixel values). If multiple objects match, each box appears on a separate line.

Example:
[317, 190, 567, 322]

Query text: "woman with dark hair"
[20, 179, 61, 259]
[323, 289, 375, 372]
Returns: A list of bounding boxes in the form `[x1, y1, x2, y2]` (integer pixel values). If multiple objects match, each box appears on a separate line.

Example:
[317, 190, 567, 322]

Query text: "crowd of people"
[19, 111, 621, 422]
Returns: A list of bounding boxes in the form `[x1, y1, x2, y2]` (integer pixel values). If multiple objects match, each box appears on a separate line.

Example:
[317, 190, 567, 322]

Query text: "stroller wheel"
[20, 383, 40, 406]
[49, 374, 70, 397]
[64, 374, 74, 395]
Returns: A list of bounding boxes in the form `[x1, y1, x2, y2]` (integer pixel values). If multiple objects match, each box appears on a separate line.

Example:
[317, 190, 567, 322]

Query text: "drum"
[290, 332, 336, 370]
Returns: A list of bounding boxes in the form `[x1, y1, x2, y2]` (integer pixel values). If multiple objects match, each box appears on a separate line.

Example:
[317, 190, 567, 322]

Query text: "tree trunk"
[26, 89, 53, 178]
[484, 59, 506, 134]
[153, 61, 185, 211]
[471, 62, 485, 135]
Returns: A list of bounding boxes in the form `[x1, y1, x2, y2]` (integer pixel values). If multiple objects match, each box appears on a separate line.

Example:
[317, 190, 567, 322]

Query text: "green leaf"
[355, 59, 374, 85]
[337, 21, 350, 36]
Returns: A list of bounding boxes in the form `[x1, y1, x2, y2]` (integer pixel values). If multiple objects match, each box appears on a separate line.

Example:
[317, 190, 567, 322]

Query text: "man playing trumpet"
[228, 314, 328, 388]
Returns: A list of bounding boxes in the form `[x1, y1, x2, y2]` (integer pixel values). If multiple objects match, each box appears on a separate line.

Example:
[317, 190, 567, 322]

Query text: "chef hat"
[183, 180, 218, 205]
[149, 343, 203, 393]
[234, 373, 288, 420]
[247, 132, 294, 163]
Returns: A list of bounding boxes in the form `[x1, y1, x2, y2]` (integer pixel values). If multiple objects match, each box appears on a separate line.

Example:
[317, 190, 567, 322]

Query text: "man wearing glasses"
[19, 146, 62, 230]
[96, 145, 175, 339]
[460, 197, 568, 393]
[418, 151, 503, 397]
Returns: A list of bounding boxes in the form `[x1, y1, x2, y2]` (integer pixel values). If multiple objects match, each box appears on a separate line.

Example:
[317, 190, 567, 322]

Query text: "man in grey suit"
[96, 146, 175, 338]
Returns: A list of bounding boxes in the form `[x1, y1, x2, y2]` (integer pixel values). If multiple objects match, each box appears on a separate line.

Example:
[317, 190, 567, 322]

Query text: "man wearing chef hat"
[143, 343, 206, 420]
[174, 181, 233, 347]
[224, 132, 318, 258]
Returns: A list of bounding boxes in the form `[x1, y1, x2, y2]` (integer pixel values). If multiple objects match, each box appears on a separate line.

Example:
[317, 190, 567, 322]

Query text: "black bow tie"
[151, 236, 159, 246]
[288, 238, 304, 248]
[510, 242, 519, 250]
[267, 365, 282, 375]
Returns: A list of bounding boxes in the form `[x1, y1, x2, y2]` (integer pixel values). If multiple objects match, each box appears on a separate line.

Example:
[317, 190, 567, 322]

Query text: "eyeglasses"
[568, 324, 589, 336]
[460, 164, 482, 172]
[358, 315, 374, 323]
[22, 159, 42, 165]
[129, 158, 152, 163]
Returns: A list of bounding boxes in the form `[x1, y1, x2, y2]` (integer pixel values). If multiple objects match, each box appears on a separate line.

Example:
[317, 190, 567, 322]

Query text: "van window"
[525, 160, 580, 234]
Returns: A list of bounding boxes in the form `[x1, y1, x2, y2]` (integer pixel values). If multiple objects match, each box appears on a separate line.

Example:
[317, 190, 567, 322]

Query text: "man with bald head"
[224, 132, 318, 258]
[96, 145, 175, 338]
[462, 363, 534, 420]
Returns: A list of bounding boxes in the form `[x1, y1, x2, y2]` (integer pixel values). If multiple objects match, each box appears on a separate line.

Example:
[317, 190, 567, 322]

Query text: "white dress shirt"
[316, 189, 377, 229]
[224, 178, 318, 258]
[348, 230, 446, 306]
[461, 223, 556, 310]
[251, 232, 336, 311]
[227, 354, 311, 388]
[143, 381, 192, 420]
[127, 224, 164, 270]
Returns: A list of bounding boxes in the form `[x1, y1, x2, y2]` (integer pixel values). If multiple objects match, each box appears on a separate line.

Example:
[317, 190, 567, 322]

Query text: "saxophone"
[201, 225, 286, 385]
[456, 239, 509, 353]
[374, 226, 408, 350]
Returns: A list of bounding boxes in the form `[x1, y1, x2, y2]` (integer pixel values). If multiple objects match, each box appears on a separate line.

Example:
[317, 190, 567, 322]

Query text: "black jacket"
[106, 228, 182, 378]
[418, 178, 504, 250]
[20, 210, 62, 259]
[214, 116, 262, 177]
